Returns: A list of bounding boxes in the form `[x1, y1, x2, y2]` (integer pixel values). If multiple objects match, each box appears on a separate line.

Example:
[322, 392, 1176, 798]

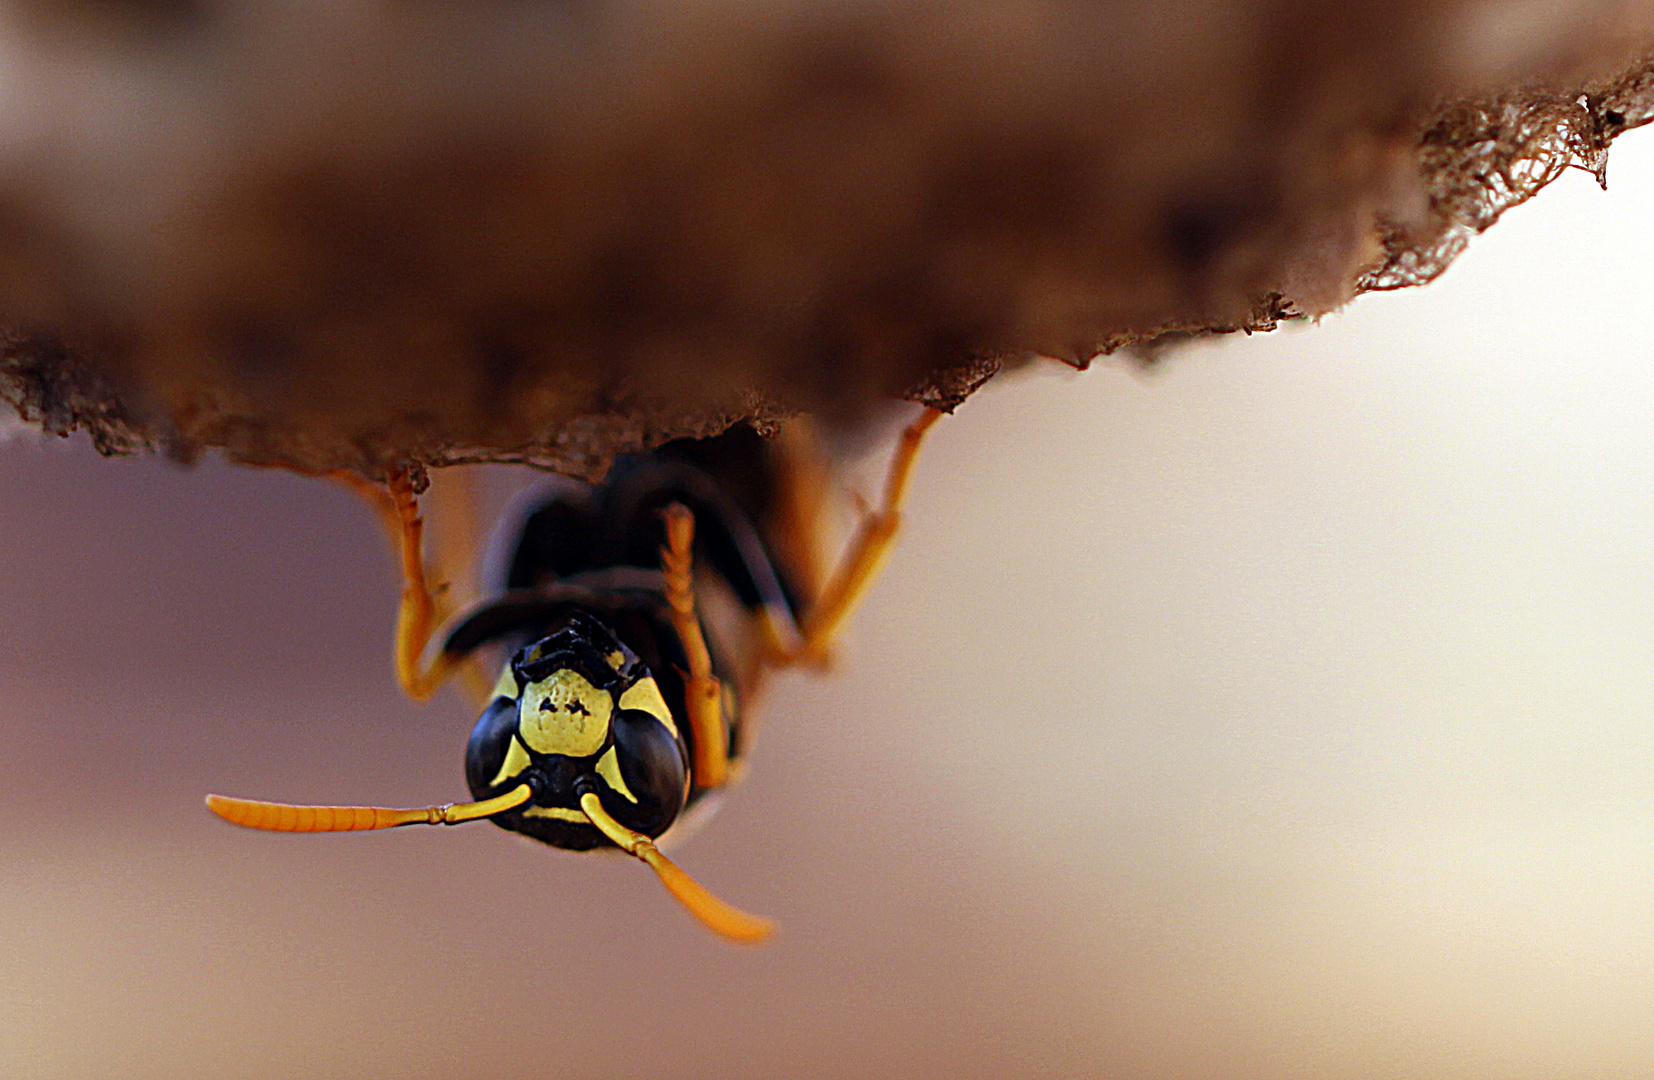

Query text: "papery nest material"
[2, 0, 1654, 478]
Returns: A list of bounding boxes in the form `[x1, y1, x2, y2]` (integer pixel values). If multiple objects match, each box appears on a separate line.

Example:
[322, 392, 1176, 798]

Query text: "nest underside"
[3, 0, 1654, 478]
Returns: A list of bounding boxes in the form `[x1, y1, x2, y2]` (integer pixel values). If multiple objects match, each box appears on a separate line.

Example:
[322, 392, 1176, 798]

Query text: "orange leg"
[659, 502, 729, 790]
[785, 406, 943, 667]
[768, 418, 833, 604]
[281, 464, 487, 704]
[383, 467, 459, 702]
[415, 467, 494, 705]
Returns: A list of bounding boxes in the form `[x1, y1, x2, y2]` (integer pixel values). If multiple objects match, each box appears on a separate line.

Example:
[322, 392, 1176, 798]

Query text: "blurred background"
[5, 128, 1654, 1080]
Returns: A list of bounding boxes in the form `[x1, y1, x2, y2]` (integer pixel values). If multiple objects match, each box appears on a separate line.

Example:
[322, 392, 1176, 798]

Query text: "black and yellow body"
[462, 607, 693, 851]
[205, 410, 942, 942]
[449, 427, 807, 851]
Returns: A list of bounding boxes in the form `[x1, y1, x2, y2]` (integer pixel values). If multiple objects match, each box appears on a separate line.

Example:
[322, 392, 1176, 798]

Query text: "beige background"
[6, 131, 1654, 1079]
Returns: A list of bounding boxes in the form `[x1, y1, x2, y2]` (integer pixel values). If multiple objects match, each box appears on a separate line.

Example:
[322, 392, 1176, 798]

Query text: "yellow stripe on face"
[618, 677, 677, 737]
[606, 650, 627, 672]
[518, 668, 613, 757]
[490, 664, 518, 702]
[595, 747, 637, 803]
[488, 735, 534, 787]
[522, 806, 589, 822]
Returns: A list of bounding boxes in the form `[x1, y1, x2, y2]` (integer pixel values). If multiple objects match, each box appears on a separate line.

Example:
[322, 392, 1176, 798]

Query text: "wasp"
[206, 408, 943, 941]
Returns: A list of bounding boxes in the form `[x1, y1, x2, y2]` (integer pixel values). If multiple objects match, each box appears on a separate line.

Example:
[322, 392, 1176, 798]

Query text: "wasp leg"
[784, 406, 943, 667]
[381, 467, 464, 702]
[249, 463, 404, 547]
[417, 467, 494, 706]
[769, 418, 833, 605]
[659, 502, 730, 790]
[745, 419, 832, 665]
[293, 465, 488, 705]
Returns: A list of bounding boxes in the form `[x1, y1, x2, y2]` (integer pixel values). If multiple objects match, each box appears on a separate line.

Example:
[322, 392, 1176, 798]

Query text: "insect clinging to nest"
[205, 407, 944, 942]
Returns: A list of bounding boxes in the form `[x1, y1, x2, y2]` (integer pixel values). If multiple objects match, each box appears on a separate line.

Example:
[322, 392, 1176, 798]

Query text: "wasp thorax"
[518, 668, 613, 756]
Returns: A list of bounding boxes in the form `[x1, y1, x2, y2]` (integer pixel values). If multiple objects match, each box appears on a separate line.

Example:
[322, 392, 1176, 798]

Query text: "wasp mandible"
[206, 408, 943, 942]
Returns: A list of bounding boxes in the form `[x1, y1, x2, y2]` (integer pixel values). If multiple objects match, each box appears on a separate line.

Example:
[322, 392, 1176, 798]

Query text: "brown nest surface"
[4, 0, 1654, 477]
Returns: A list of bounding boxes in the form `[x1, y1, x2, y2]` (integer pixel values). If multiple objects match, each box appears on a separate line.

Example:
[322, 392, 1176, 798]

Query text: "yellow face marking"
[522, 805, 590, 823]
[518, 668, 613, 757]
[595, 747, 637, 803]
[606, 650, 626, 672]
[490, 664, 518, 702]
[618, 677, 678, 737]
[488, 735, 534, 788]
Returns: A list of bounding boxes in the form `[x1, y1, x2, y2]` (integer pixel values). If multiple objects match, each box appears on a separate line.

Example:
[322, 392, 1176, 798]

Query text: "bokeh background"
[6, 129, 1654, 1080]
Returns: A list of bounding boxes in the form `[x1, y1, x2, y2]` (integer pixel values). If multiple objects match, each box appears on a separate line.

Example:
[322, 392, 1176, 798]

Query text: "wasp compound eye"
[592, 708, 689, 837]
[466, 694, 527, 797]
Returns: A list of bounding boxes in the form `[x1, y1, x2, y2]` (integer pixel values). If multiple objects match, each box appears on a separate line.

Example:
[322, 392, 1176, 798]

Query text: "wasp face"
[464, 610, 689, 850]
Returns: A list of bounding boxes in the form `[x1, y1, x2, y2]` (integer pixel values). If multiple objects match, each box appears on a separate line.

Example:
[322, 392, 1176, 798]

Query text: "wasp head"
[463, 609, 689, 849]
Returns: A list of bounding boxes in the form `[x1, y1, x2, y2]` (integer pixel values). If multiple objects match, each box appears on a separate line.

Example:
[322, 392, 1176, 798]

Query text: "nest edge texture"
[2, 0, 1654, 478]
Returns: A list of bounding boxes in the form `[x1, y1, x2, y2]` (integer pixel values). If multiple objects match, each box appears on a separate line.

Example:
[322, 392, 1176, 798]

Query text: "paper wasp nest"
[2, 0, 1654, 478]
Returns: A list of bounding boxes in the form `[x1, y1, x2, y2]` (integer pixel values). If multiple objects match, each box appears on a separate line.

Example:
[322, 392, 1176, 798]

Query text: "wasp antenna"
[577, 792, 775, 943]
[205, 784, 532, 833]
